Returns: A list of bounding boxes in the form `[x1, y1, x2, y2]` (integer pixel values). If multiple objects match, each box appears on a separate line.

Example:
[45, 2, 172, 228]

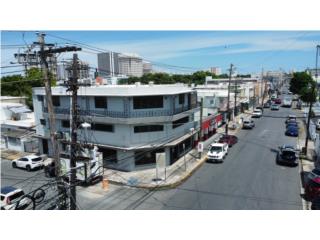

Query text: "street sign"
[197, 142, 204, 153]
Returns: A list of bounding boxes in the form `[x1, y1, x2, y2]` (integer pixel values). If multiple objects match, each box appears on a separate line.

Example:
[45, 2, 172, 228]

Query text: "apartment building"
[32, 84, 199, 171]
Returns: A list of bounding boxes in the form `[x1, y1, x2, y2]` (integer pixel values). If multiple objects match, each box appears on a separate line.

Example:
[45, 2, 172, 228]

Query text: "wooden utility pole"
[33, 33, 81, 178]
[69, 54, 79, 210]
[225, 64, 233, 135]
[198, 97, 203, 159]
[234, 76, 238, 117]
[38, 33, 61, 177]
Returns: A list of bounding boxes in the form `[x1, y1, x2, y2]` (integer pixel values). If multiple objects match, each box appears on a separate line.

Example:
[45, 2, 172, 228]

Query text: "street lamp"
[304, 82, 315, 155]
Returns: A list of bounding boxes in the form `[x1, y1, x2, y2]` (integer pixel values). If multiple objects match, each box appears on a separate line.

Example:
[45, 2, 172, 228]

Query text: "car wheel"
[12, 162, 17, 168]
[26, 165, 31, 172]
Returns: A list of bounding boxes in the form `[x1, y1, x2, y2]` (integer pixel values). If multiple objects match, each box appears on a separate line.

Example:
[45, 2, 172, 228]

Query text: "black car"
[263, 102, 271, 108]
[276, 145, 298, 166]
[311, 195, 320, 210]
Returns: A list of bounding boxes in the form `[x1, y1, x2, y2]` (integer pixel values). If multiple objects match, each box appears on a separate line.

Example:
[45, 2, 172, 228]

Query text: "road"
[1, 94, 303, 210]
[77, 98, 303, 210]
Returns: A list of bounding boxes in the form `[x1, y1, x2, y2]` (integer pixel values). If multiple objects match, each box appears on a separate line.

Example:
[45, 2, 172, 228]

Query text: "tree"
[289, 72, 312, 95]
[0, 67, 56, 109]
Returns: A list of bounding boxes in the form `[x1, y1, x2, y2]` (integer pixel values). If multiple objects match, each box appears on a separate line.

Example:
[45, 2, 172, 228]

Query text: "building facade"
[118, 53, 143, 77]
[210, 67, 221, 76]
[32, 84, 199, 171]
[97, 52, 120, 77]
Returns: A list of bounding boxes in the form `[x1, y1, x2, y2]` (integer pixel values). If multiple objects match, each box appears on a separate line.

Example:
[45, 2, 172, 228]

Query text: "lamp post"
[304, 82, 315, 155]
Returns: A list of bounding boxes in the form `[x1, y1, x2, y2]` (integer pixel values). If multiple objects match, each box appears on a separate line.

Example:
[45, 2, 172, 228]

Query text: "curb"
[108, 154, 208, 190]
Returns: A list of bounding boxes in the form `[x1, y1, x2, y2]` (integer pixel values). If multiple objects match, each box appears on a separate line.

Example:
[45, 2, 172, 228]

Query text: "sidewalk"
[103, 110, 252, 189]
[296, 109, 316, 210]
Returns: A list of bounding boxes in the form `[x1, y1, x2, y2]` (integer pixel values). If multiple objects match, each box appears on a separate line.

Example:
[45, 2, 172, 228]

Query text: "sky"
[1, 31, 320, 75]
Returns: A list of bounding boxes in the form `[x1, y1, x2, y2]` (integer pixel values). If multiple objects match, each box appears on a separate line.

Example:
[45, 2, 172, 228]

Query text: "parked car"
[207, 143, 228, 163]
[285, 126, 299, 137]
[12, 155, 44, 171]
[311, 195, 320, 210]
[271, 104, 280, 110]
[276, 145, 298, 166]
[271, 95, 277, 100]
[263, 102, 271, 108]
[256, 106, 264, 113]
[286, 121, 299, 129]
[1, 186, 30, 210]
[242, 119, 255, 129]
[274, 98, 282, 104]
[305, 168, 320, 201]
[285, 115, 296, 123]
[316, 119, 320, 130]
[218, 134, 238, 147]
[252, 109, 263, 118]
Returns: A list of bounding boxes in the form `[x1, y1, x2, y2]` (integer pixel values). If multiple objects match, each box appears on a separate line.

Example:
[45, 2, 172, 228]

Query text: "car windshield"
[244, 121, 250, 124]
[254, 110, 260, 113]
[9, 191, 25, 202]
[31, 157, 42, 162]
[282, 151, 295, 157]
[210, 146, 222, 153]
[312, 169, 320, 175]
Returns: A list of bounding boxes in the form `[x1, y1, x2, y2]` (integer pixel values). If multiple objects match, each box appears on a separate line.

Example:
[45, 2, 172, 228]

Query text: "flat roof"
[33, 84, 195, 97]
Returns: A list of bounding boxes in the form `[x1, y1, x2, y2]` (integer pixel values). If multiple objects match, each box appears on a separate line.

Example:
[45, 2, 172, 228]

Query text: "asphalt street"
[1, 94, 303, 210]
[77, 96, 303, 210]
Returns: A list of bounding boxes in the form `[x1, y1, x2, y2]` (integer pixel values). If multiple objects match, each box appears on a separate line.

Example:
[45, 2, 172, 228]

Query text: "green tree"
[0, 67, 56, 109]
[289, 72, 312, 95]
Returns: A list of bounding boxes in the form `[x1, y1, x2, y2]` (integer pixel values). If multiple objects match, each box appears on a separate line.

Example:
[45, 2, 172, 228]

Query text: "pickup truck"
[207, 143, 228, 163]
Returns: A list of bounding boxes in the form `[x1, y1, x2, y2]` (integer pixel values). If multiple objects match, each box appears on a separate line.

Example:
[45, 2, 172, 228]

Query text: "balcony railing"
[43, 105, 198, 119]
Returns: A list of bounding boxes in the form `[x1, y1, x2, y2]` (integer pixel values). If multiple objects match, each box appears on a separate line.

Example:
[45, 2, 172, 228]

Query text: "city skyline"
[1, 31, 320, 75]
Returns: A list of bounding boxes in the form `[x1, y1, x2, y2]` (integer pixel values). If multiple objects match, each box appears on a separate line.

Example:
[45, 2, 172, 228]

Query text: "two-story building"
[32, 83, 199, 171]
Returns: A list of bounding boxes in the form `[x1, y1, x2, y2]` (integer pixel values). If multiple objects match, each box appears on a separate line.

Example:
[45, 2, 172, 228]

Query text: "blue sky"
[1, 31, 320, 75]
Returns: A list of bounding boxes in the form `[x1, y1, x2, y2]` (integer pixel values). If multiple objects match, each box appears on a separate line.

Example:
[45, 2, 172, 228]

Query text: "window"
[133, 96, 163, 109]
[37, 95, 44, 102]
[62, 120, 70, 128]
[135, 149, 164, 166]
[40, 119, 46, 126]
[98, 147, 117, 164]
[91, 123, 114, 132]
[19, 158, 28, 162]
[52, 96, 60, 107]
[179, 94, 185, 104]
[134, 125, 164, 133]
[172, 116, 189, 129]
[95, 97, 107, 108]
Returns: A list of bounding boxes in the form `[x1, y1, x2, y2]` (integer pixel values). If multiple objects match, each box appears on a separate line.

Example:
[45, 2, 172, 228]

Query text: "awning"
[8, 106, 32, 114]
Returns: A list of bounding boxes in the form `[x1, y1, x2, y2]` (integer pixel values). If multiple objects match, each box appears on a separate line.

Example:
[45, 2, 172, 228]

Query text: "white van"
[207, 143, 228, 162]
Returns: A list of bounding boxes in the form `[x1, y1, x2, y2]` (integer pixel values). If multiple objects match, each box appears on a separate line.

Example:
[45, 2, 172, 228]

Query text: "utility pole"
[305, 45, 320, 155]
[32, 33, 81, 178]
[225, 64, 233, 135]
[199, 97, 203, 159]
[69, 54, 79, 210]
[37, 33, 61, 177]
[234, 76, 238, 117]
[260, 68, 264, 105]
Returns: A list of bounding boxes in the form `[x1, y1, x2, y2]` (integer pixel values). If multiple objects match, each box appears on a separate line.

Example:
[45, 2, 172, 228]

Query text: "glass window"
[37, 95, 44, 102]
[135, 149, 164, 166]
[134, 125, 164, 133]
[98, 147, 117, 164]
[52, 96, 60, 107]
[133, 96, 163, 109]
[95, 97, 107, 109]
[179, 94, 185, 104]
[62, 120, 70, 128]
[40, 119, 46, 126]
[91, 123, 114, 132]
[31, 157, 42, 162]
[172, 116, 189, 129]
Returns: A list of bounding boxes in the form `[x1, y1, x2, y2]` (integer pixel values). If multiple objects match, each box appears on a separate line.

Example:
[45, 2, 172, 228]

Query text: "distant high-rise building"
[56, 60, 90, 83]
[97, 52, 143, 77]
[118, 53, 143, 77]
[210, 67, 221, 76]
[143, 61, 152, 74]
[97, 52, 119, 77]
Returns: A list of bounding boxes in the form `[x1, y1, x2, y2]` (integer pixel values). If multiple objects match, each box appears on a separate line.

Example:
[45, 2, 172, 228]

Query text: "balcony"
[43, 105, 198, 119]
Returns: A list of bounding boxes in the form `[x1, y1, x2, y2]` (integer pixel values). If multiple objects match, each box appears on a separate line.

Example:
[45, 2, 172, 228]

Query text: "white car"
[207, 143, 228, 162]
[1, 186, 30, 210]
[252, 109, 262, 118]
[12, 155, 44, 171]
